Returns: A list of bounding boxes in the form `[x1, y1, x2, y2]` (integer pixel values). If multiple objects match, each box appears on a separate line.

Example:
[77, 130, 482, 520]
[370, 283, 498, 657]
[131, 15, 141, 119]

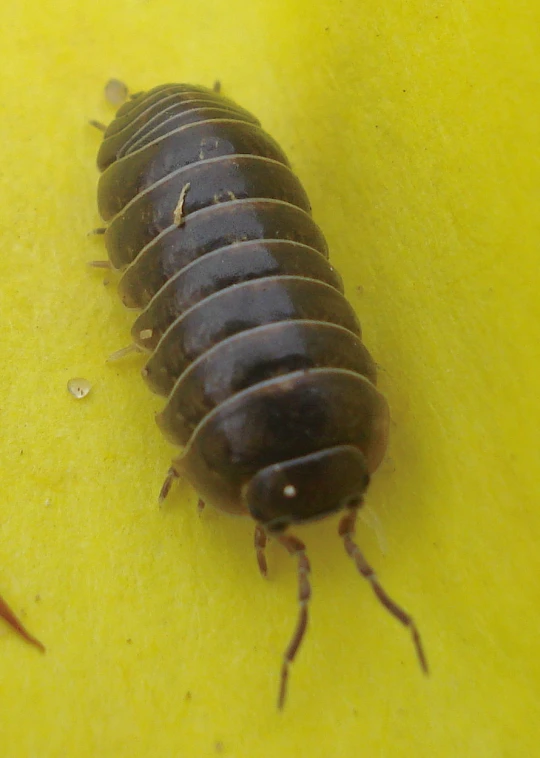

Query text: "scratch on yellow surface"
[1, 1, 539, 756]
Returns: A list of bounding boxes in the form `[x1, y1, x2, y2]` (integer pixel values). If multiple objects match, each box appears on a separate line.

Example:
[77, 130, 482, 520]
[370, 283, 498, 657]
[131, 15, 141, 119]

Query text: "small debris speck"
[67, 377, 92, 399]
[105, 79, 129, 106]
[283, 484, 297, 498]
[173, 183, 191, 226]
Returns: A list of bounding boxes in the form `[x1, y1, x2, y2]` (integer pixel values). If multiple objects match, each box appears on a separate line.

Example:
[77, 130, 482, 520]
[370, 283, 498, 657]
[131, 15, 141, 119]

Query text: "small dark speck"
[353, 708, 358, 716]
[355, 284, 364, 295]
[20, 450, 23, 456]
[185, 691, 192, 702]
[375, 125, 379, 129]
[215, 742, 224, 753]
[35, 595, 41, 603]
[126, 638, 133, 644]
[403, 89, 406, 93]
[324, 26, 330, 31]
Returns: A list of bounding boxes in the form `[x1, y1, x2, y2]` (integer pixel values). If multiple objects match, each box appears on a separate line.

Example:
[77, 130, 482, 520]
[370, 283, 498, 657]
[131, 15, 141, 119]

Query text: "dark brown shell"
[96, 83, 389, 517]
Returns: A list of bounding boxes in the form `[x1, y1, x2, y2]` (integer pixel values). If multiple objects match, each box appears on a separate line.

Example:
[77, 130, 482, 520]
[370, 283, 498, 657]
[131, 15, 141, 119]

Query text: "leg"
[254, 524, 267, 577]
[106, 344, 143, 362]
[87, 232, 111, 270]
[338, 505, 428, 674]
[276, 533, 311, 709]
[0, 592, 45, 652]
[89, 119, 107, 132]
[158, 463, 182, 504]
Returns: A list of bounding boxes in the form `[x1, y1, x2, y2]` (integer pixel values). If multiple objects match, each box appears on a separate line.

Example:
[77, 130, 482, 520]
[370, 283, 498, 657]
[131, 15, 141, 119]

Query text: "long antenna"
[338, 505, 428, 673]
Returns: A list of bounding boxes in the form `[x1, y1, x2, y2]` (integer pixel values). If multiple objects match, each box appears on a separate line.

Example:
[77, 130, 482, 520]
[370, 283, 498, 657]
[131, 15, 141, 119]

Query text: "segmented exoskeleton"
[92, 82, 427, 707]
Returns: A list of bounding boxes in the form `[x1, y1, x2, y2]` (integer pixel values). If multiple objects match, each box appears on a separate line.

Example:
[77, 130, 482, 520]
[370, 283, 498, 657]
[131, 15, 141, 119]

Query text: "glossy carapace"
[93, 82, 427, 707]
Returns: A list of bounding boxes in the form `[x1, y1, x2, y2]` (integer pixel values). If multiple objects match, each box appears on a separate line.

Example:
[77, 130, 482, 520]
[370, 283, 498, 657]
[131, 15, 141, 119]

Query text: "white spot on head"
[283, 484, 297, 498]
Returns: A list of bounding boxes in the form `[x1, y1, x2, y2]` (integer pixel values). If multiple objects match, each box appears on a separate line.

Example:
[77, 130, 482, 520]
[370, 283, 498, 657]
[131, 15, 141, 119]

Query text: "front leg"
[253, 524, 268, 577]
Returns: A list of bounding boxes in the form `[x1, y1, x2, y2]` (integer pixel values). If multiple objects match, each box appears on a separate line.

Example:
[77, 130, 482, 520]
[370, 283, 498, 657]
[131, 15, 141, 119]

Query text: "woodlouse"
[91, 82, 427, 707]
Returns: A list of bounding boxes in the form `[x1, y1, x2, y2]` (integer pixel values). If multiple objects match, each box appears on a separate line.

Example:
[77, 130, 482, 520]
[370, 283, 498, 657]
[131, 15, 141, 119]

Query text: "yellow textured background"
[1, 1, 538, 756]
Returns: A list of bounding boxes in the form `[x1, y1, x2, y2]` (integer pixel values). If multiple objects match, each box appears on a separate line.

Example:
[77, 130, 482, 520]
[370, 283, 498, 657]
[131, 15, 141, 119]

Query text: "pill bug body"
[93, 83, 426, 706]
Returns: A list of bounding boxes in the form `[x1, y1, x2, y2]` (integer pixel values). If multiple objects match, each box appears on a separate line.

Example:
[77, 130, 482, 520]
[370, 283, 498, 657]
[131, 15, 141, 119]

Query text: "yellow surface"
[1, 1, 539, 756]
